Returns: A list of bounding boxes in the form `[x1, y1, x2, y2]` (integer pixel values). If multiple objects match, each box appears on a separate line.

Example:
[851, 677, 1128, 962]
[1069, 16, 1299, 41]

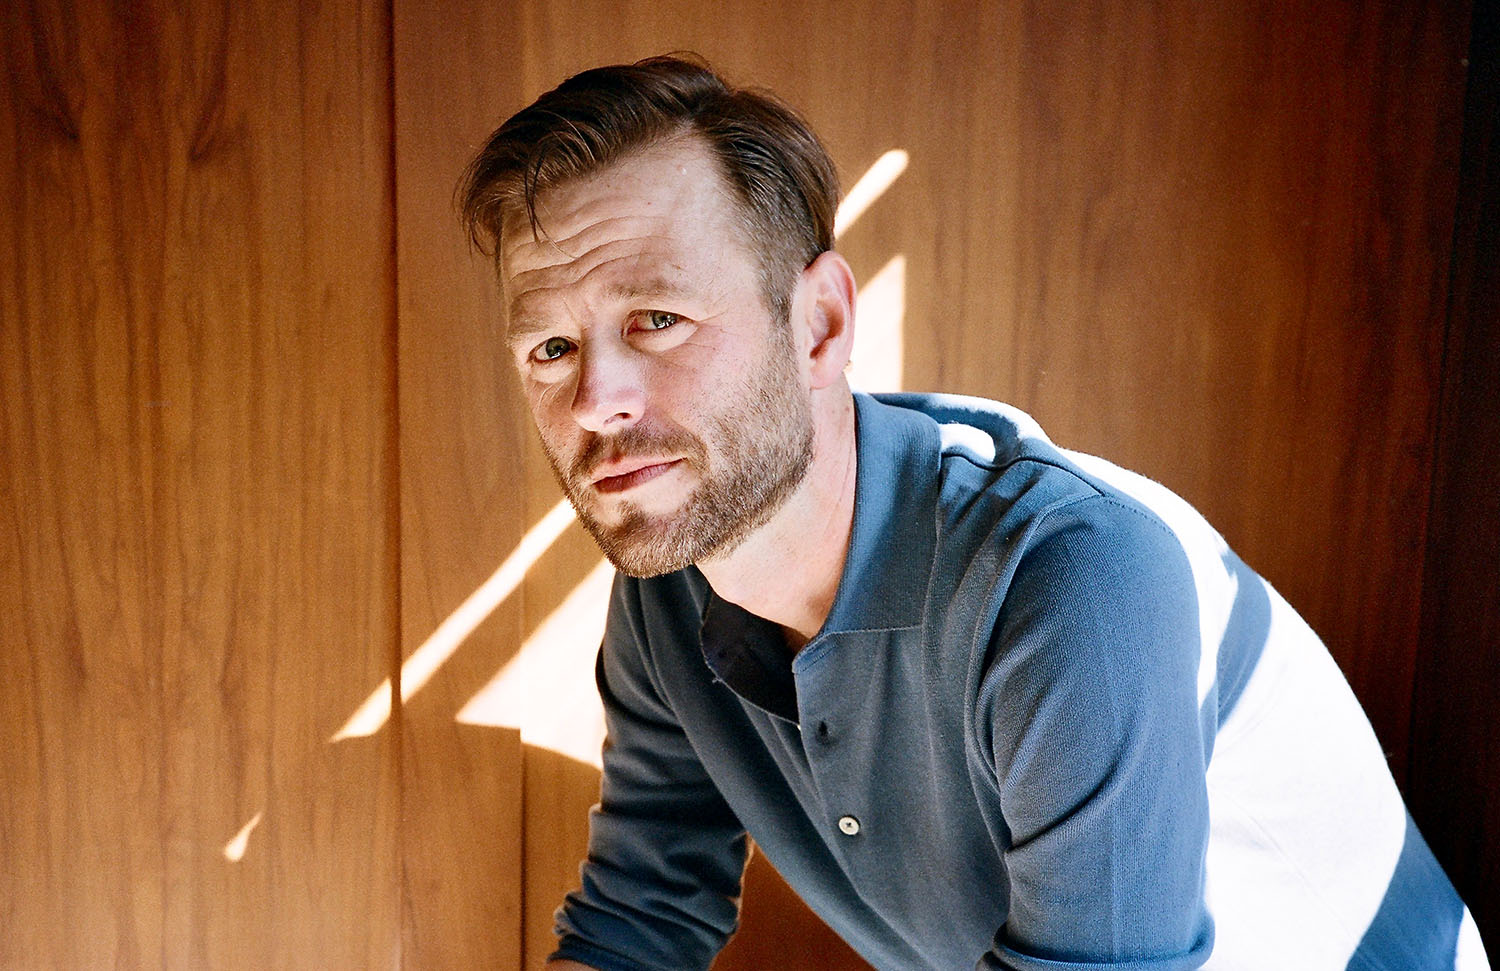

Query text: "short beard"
[545, 329, 814, 578]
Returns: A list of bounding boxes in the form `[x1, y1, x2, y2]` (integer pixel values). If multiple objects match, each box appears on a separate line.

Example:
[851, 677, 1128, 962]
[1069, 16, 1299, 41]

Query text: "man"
[459, 56, 1488, 971]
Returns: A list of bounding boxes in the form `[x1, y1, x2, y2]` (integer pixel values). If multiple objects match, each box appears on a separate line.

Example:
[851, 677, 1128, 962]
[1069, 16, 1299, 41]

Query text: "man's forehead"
[498, 141, 754, 323]
[499, 213, 689, 314]
[505, 260, 692, 325]
[499, 137, 737, 259]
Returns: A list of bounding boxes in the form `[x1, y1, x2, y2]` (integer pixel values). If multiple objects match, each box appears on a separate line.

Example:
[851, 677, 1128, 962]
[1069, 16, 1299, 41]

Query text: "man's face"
[500, 137, 814, 577]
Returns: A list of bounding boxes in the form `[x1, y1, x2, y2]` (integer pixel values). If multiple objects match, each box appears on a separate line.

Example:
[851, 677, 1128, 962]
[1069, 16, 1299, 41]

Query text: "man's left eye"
[642, 310, 679, 331]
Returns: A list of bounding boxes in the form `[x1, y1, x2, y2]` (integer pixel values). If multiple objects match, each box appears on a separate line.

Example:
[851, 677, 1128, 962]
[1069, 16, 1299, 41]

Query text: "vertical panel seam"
[384, 0, 404, 964]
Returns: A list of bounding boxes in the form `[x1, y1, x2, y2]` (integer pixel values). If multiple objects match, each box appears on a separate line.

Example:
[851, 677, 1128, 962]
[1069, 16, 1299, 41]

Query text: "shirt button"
[838, 815, 861, 836]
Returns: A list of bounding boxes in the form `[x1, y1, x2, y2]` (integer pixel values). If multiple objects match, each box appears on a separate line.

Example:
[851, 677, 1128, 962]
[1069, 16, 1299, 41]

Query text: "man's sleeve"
[976, 495, 1215, 970]
[551, 572, 748, 971]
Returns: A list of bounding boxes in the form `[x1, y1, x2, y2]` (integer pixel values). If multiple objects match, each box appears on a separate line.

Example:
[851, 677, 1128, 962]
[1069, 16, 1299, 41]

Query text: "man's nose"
[570, 344, 645, 432]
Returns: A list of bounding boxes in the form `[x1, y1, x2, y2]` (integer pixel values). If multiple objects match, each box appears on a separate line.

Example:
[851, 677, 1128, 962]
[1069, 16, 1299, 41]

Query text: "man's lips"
[590, 458, 683, 494]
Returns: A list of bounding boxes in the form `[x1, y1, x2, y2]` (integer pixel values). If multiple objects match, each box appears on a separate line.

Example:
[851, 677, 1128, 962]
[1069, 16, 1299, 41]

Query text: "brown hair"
[457, 54, 840, 323]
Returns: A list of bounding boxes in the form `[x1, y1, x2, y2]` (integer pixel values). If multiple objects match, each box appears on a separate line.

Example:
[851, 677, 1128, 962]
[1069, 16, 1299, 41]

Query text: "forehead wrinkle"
[501, 211, 652, 265]
[509, 245, 668, 303]
[500, 139, 759, 342]
[505, 250, 685, 339]
[506, 229, 680, 292]
[501, 146, 735, 270]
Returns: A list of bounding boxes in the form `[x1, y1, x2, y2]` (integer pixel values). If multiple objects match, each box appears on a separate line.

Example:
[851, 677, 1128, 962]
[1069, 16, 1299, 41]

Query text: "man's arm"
[549, 572, 748, 971]
[977, 496, 1215, 969]
[545, 961, 597, 970]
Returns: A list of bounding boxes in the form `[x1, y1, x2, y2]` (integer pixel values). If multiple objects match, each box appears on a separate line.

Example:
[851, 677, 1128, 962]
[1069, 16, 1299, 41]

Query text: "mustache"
[570, 424, 705, 482]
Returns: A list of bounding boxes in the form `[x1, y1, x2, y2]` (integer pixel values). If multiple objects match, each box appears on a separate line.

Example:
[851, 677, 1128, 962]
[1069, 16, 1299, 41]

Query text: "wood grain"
[521, 746, 601, 969]
[717, 847, 871, 971]
[391, 0, 530, 965]
[0, 0, 400, 966]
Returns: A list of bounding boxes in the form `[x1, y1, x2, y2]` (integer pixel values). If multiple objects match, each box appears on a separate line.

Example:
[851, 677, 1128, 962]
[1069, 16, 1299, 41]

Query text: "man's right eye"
[532, 336, 575, 362]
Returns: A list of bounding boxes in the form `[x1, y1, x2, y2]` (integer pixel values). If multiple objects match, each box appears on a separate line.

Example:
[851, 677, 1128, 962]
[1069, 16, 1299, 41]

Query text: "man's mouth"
[590, 458, 683, 494]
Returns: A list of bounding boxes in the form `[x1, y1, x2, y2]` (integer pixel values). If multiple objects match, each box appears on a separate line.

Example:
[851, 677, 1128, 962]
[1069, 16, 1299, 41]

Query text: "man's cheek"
[530, 378, 580, 421]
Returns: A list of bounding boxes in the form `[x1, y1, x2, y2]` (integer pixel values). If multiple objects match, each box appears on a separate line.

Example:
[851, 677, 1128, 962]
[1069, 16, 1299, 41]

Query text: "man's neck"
[698, 389, 858, 650]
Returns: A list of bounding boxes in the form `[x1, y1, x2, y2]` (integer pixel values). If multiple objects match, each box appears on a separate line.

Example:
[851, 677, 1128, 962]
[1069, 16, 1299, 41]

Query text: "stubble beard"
[543, 333, 815, 578]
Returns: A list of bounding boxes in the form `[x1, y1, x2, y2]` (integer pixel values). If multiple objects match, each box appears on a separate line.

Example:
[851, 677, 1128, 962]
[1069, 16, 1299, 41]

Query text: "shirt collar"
[815, 392, 940, 636]
[698, 593, 800, 721]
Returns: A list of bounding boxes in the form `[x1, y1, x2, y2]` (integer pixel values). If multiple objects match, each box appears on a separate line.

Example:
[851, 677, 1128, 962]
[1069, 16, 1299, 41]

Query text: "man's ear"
[793, 250, 857, 390]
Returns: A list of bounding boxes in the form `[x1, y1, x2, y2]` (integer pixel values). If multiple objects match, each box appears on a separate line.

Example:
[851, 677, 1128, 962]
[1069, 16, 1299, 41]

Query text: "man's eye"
[642, 310, 679, 331]
[533, 336, 575, 362]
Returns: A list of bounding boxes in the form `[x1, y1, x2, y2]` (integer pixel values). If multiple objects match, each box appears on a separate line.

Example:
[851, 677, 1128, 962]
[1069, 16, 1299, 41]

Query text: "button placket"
[796, 645, 870, 850]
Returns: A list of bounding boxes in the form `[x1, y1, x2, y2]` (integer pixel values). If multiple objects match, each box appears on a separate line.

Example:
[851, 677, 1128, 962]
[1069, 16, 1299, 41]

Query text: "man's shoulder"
[863, 391, 1106, 503]
[858, 393, 1240, 672]
[860, 392, 1180, 545]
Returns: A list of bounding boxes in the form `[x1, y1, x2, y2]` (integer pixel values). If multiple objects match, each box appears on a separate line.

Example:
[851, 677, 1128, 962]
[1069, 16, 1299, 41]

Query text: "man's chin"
[597, 538, 697, 579]
[577, 510, 699, 579]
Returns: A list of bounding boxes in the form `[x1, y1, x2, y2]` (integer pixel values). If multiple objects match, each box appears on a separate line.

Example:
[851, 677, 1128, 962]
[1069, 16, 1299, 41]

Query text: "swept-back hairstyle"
[457, 55, 840, 323]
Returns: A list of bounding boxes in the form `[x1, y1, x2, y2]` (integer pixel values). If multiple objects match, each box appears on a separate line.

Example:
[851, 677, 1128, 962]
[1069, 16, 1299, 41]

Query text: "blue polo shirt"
[552, 392, 1486, 971]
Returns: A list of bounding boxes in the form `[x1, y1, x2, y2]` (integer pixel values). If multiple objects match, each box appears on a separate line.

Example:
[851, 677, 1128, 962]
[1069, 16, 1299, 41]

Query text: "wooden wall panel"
[521, 746, 604, 969]
[0, 0, 400, 966]
[391, 0, 528, 966]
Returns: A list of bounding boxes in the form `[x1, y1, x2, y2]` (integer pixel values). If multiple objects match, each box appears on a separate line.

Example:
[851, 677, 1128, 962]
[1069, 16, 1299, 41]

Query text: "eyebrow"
[505, 275, 691, 349]
[504, 311, 551, 351]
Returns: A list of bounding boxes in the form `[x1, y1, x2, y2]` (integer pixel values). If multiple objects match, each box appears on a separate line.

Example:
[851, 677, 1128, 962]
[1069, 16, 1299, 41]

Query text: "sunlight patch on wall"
[456, 558, 613, 769]
[330, 498, 577, 741]
[835, 149, 909, 239]
[848, 254, 906, 392]
[223, 811, 263, 863]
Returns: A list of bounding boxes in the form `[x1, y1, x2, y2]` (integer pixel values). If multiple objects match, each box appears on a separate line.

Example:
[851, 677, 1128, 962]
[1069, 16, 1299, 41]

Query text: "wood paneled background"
[1, 0, 404, 966]
[3, 1, 1493, 968]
